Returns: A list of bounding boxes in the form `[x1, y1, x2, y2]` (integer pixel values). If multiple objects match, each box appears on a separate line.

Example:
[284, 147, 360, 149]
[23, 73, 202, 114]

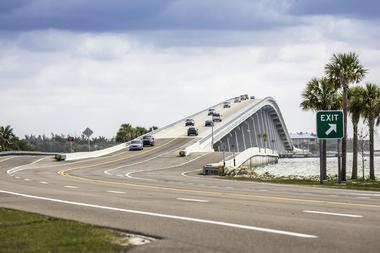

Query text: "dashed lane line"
[176, 198, 209, 203]
[64, 185, 78, 189]
[107, 191, 126, 194]
[303, 210, 363, 218]
[0, 190, 318, 239]
[39, 181, 49, 184]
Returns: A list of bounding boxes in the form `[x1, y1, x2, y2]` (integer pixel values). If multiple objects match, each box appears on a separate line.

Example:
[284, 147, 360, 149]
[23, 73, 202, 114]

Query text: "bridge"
[0, 96, 378, 253]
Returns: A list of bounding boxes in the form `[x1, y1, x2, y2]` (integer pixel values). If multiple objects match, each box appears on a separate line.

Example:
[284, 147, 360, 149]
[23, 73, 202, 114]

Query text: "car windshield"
[131, 140, 141, 144]
[186, 119, 193, 122]
[143, 136, 151, 139]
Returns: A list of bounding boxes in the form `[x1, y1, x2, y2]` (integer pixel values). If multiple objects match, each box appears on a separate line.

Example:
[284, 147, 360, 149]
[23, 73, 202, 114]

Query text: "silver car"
[129, 139, 144, 151]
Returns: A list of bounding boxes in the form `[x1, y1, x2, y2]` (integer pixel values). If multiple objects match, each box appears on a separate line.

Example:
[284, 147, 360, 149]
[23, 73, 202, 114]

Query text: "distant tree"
[361, 83, 380, 180]
[300, 77, 341, 179]
[325, 52, 367, 181]
[0, 125, 17, 151]
[116, 124, 148, 143]
[347, 86, 366, 179]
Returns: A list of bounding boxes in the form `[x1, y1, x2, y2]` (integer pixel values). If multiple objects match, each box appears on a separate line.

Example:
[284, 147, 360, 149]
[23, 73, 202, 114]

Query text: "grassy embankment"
[0, 208, 133, 253]
[224, 176, 380, 191]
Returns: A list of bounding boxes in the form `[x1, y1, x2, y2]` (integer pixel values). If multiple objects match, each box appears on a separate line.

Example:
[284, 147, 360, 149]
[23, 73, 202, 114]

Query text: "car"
[244, 94, 249, 100]
[223, 102, 231, 108]
[142, 135, 155, 146]
[212, 113, 222, 122]
[250, 95, 255, 99]
[129, 139, 143, 151]
[208, 108, 216, 116]
[205, 119, 214, 127]
[234, 97, 241, 103]
[187, 127, 198, 136]
[185, 118, 195, 126]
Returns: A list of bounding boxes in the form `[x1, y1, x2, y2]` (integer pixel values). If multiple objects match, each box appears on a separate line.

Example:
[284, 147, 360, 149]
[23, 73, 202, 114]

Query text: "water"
[255, 153, 380, 179]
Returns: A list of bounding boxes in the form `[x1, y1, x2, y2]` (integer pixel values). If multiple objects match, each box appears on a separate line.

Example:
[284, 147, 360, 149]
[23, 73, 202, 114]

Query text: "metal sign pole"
[319, 140, 323, 184]
[338, 139, 341, 184]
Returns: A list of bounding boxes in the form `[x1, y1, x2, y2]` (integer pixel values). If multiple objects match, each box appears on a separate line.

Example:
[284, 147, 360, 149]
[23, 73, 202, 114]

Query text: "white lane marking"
[347, 192, 380, 197]
[104, 146, 181, 176]
[24, 178, 31, 181]
[176, 198, 209, 203]
[0, 190, 317, 239]
[107, 191, 126, 194]
[126, 154, 208, 181]
[15, 177, 20, 179]
[0, 156, 15, 163]
[117, 174, 124, 177]
[64, 185, 78, 189]
[6, 157, 48, 175]
[181, 169, 201, 178]
[303, 210, 363, 218]
[355, 196, 370, 200]
[40, 181, 49, 184]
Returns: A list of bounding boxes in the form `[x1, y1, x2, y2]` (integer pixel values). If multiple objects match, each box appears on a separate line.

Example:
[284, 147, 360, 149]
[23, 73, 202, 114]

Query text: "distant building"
[290, 132, 317, 151]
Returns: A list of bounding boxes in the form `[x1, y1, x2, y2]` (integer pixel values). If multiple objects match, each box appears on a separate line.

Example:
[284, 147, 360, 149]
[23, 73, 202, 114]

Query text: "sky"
[1, 0, 379, 138]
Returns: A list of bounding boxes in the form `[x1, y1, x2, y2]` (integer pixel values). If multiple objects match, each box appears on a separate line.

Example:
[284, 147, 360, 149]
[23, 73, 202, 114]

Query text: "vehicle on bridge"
[185, 119, 195, 126]
[212, 113, 222, 122]
[129, 139, 144, 151]
[208, 108, 216, 116]
[187, 127, 199, 136]
[223, 101, 231, 108]
[205, 119, 214, 127]
[142, 135, 155, 146]
[250, 95, 255, 99]
[234, 97, 241, 103]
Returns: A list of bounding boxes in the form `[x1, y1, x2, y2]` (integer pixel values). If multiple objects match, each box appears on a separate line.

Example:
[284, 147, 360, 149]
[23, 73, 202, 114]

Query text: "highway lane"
[1, 147, 380, 252]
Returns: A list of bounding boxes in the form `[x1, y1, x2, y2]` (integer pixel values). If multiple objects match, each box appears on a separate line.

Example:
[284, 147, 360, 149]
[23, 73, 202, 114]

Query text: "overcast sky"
[1, 0, 379, 138]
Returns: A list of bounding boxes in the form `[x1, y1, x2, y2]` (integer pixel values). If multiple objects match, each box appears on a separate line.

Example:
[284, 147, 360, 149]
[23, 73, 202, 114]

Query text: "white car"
[212, 113, 222, 122]
[129, 139, 144, 151]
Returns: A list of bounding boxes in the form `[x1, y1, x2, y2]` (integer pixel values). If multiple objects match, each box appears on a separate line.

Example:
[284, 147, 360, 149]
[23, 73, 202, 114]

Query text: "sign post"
[82, 127, 93, 152]
[316, 110, 344, 183]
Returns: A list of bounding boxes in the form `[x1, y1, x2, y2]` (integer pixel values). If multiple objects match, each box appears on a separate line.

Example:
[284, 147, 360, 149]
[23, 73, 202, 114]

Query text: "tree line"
[301, 52, 378, 181]
[0, 123, 158, 153]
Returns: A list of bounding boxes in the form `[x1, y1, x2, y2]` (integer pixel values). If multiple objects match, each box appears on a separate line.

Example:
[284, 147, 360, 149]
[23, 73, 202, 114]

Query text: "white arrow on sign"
[325, 124, 337, 135]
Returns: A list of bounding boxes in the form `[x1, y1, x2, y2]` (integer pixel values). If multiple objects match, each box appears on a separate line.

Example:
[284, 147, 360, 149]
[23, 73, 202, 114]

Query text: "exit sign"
[316, 110, 344, 139]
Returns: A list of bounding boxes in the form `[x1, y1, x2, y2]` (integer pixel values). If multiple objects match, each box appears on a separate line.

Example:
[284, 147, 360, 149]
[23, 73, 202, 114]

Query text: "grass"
[0, 208, 133, 253]
[223, 176, 380, 191]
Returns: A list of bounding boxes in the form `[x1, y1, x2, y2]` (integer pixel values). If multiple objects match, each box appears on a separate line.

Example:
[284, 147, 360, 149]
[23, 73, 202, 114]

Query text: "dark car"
[185, 118, 195, 126]
[250, 95, 255, 99]
[234, 97, 241, 103]
[187, 127, 198, 136]
[142, 135, 155, 146]
[223, 101, 231, 108]
[208, 108, 216, 116]
[205, 119, 214, 127]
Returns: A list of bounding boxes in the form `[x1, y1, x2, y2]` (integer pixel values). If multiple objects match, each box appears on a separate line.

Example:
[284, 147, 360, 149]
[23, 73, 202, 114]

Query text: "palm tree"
[325, 52, 367, 181]
[301, 77, 341, 179]
[361, 83, 380, 180]
[0, 125, 16, 151]
[348, 86, 366, 179]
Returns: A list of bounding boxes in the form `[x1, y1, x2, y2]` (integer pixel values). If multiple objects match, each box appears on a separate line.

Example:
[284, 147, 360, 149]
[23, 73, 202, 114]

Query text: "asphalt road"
[1, 139, 380, 253]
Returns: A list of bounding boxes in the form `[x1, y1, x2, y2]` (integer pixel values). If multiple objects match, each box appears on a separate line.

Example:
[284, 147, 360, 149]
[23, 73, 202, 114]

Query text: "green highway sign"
[316, 110, 344, 139]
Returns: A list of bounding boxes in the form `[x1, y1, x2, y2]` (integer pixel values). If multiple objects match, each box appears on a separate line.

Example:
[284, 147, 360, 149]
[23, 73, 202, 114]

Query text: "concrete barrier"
[202, 147, 278, 174]
[57, 142, 128, 161]
[0, 151, 57, 156]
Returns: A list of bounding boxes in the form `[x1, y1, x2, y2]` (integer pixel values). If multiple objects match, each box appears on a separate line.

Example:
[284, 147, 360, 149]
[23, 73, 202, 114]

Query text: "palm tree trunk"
[323, 140, 327, 180]
[351, 123, 358, 179]
[369, 118, 375, 180]
[342, 86, 347, 181]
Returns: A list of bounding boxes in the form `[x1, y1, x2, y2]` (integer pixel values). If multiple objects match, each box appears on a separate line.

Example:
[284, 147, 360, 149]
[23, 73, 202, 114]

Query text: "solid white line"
[107, 191, 126, 194]
[64, 185, 78, 189]
[6, 157, 47, 175]
[0, 156, 14, 163]
[303, 210, 363, 218]
[0, 190, 317, 239]
[40, 181, 49, 184]
[347, 192, 380, 197]
[176, 198, 209, 203]
[126, 154, 208, 181]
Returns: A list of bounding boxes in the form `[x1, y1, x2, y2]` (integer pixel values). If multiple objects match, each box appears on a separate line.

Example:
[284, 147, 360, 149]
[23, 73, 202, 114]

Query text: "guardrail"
[0, 151, 58, 156]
